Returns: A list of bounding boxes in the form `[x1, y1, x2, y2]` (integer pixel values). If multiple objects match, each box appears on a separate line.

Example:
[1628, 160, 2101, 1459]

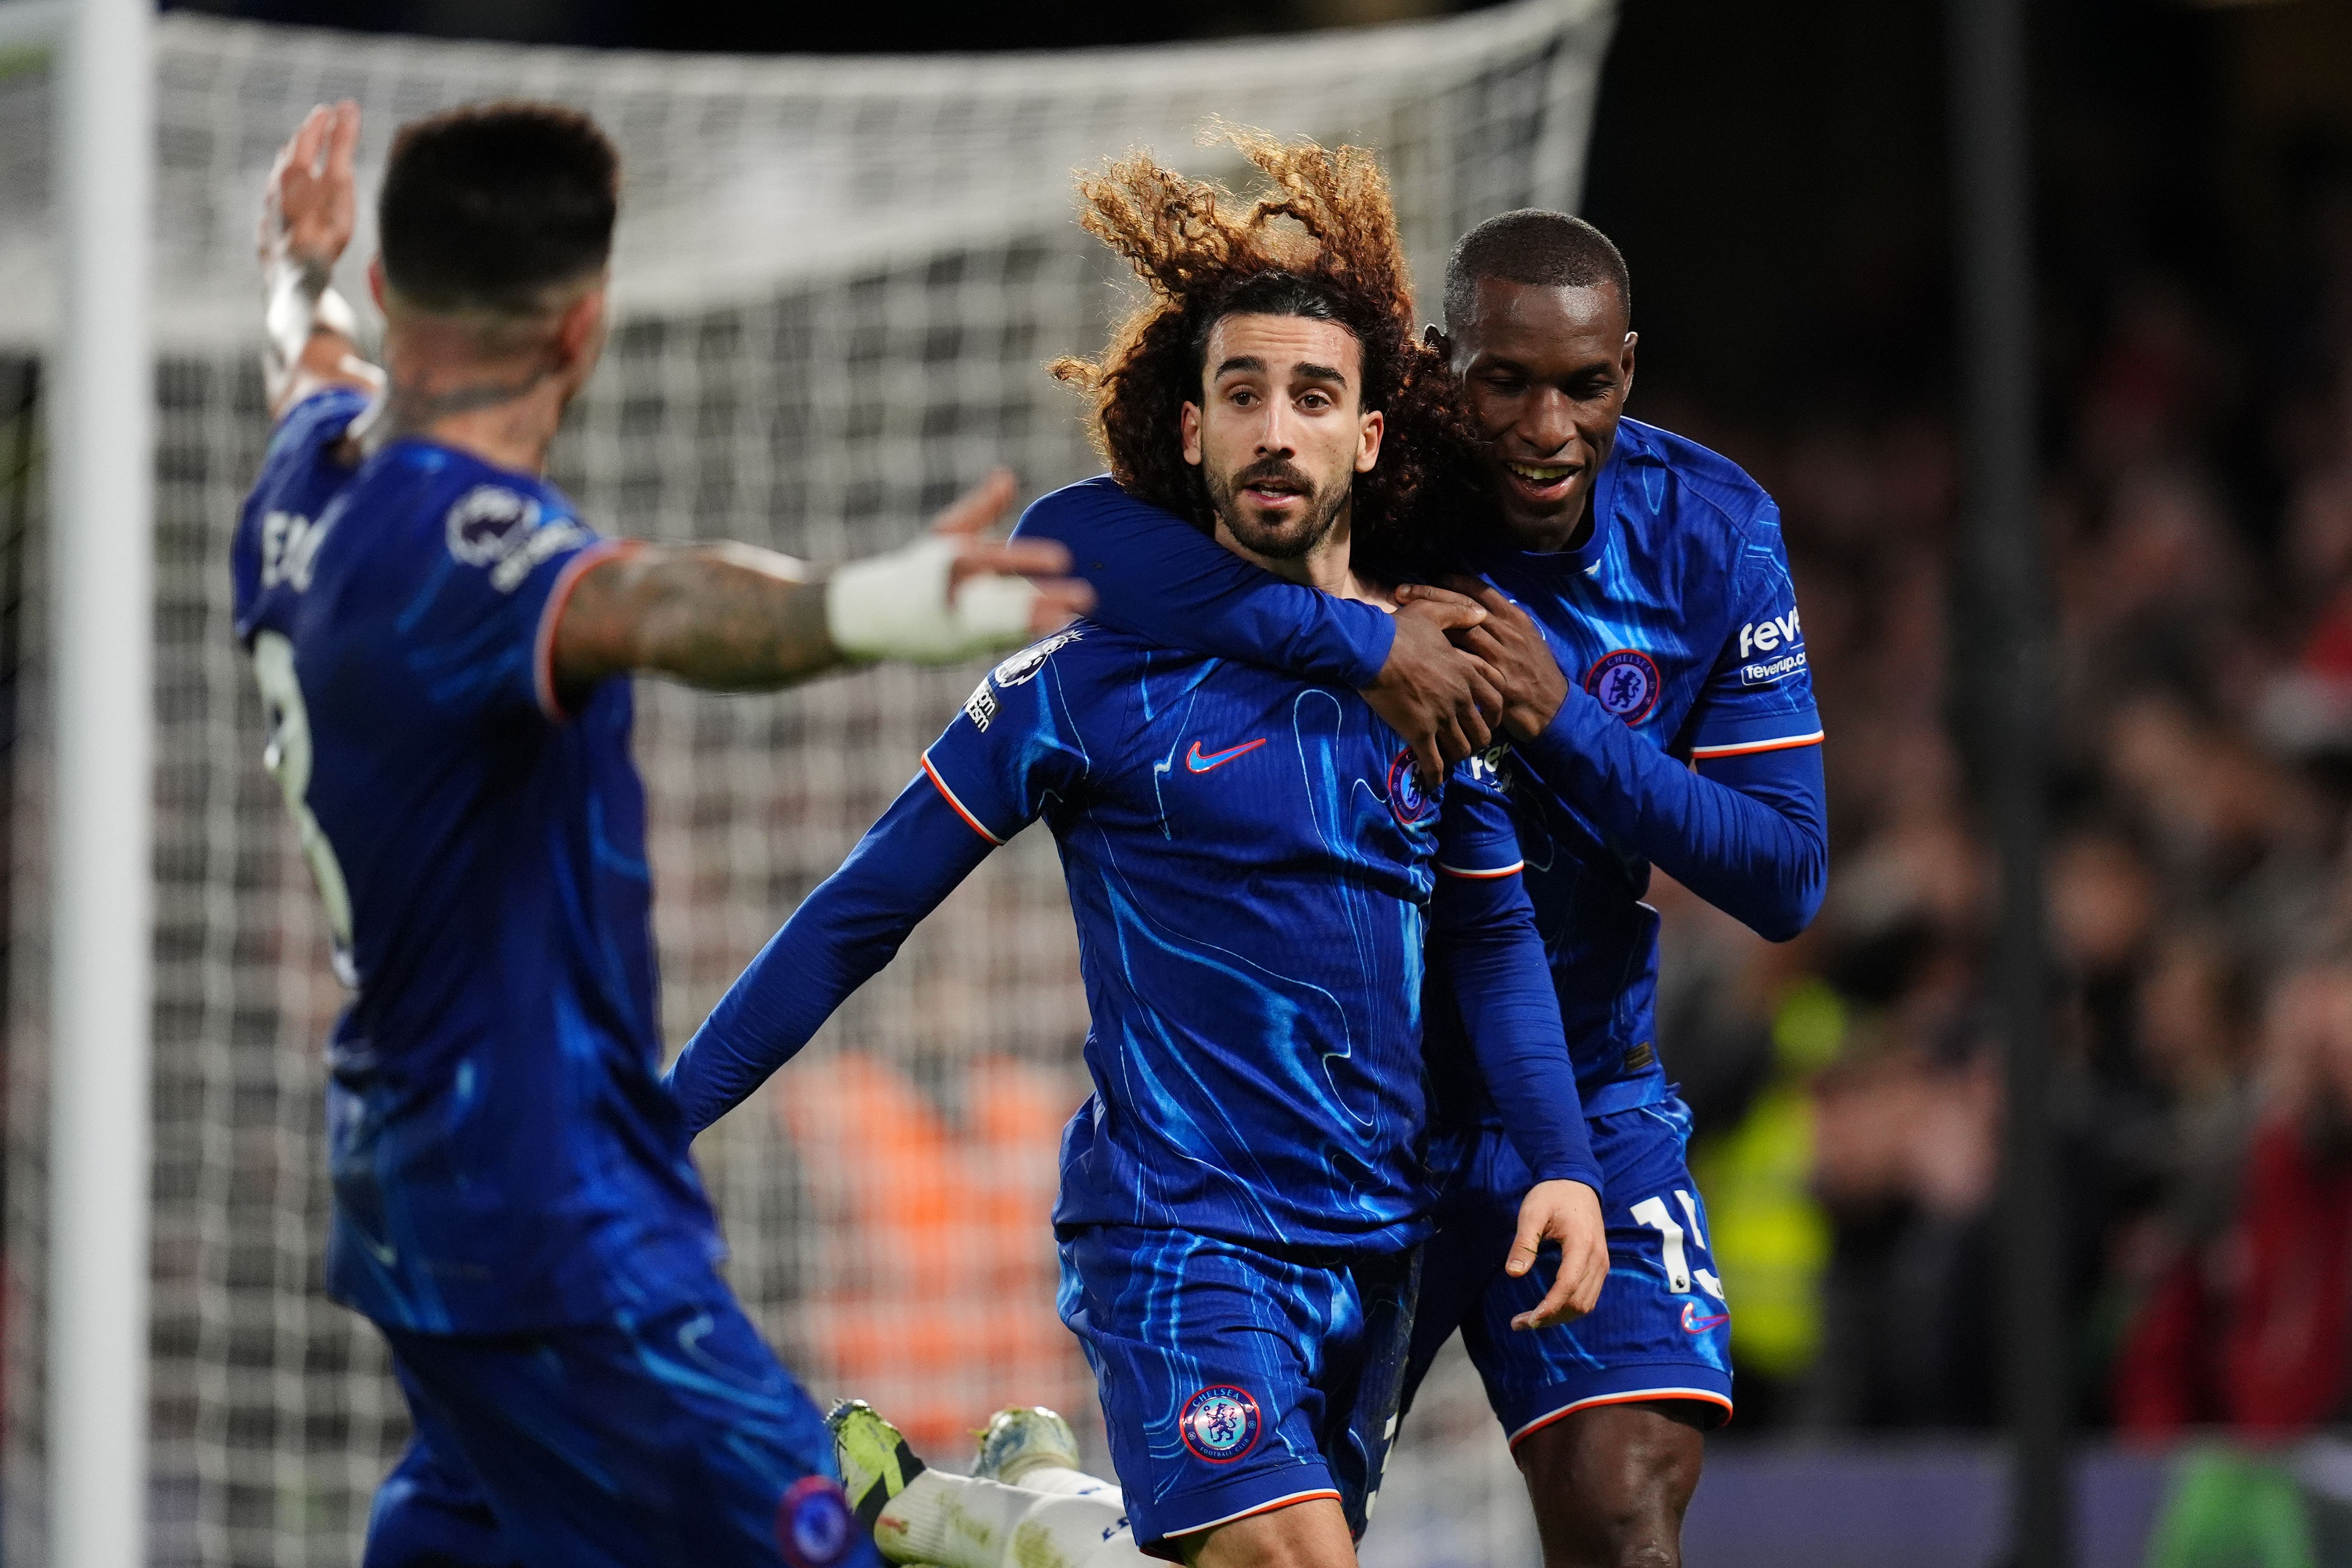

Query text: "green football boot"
[827, 1398, 927, 1535]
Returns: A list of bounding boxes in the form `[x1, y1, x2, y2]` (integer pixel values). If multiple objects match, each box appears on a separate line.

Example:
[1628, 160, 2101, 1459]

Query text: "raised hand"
[258, 101, 378, 417]
[260, 100, 361, 283]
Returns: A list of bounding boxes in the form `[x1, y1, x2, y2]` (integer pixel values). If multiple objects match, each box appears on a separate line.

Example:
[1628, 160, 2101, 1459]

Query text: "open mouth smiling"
[1500, 459, 1582, 503]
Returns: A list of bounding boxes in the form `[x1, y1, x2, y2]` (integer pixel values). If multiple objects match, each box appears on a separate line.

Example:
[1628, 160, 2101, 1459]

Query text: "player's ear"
[553, 281, 608, 371]
[367, 256, 385, 311]
[1356, 408, 1383, 474]
[1181, 401, 1204, 467]
[1423, 322, 1451, 361]
[1619, 330, 1637, 398]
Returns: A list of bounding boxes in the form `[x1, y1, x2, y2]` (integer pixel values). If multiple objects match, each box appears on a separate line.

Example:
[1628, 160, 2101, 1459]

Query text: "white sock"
[996, 1462, 1119, 1499]
[872, 1469, 1150, 1568]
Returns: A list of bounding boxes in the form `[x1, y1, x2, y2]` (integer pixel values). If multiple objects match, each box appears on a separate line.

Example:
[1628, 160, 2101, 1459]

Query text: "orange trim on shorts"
[1507, 1388, 1736, 1449]
[1165, 1487, 1345, 1541]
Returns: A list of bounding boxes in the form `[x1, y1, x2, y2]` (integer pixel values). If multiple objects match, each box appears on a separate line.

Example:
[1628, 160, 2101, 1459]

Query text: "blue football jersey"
[1432, 417, 1823, 1120]
[231, 389, 727, 1333]
[919, 623, 1528, 1254]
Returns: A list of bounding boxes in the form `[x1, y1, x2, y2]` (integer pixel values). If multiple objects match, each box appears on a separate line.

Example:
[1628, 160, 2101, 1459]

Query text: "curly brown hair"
[1051, 127, 1480, 583]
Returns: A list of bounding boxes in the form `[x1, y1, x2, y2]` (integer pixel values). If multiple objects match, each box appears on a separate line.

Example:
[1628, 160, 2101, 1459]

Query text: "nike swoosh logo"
[1680, 1301, 1730, 1334]
[1186, 738, 1268, 773]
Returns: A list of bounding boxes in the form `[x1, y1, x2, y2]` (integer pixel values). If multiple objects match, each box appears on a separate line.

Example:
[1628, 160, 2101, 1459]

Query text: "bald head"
[1442, 210, 1631, 336]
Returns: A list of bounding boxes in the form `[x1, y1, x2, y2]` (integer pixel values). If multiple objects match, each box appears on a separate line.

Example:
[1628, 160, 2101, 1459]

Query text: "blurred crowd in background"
[1638, 121, 2352, 1439]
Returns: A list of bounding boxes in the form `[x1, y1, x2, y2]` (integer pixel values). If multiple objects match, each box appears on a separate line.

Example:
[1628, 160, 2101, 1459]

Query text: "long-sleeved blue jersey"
[1013, 417, 1829, 1124]
[670, 621, 1599, 1254]
[231, 389, 728, 1334]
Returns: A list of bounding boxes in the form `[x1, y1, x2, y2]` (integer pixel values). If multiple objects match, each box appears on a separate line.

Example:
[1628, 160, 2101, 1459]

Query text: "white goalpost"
[0, 5, 1611, 1563]
[34, 0, 155, 1565]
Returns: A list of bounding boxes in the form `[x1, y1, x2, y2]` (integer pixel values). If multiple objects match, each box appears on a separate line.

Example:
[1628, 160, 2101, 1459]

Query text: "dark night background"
[150, 0, 2352, 441]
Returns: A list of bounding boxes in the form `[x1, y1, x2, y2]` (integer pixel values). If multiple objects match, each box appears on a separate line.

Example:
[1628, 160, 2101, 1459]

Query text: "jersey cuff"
[533, 539, 644, 723]
[920, 752, 1009, 846]
[1688, 729, 1824, 760]
[1437, 858, 1524, 879]
[1539, 1159, 1606, 1193]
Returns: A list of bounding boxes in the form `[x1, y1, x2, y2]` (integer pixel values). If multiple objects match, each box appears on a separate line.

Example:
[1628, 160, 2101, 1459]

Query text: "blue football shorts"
[363, 1296, 877, 1568]
[1057, 1224, 1418, 1561]
[1404, 1097, 1735, 1450]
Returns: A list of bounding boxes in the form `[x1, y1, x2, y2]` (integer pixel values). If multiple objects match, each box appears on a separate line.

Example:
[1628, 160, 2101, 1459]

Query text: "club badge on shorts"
[1178, 1384, 1264, 1464]
[777, 1475, 856, 1568]
[1584, 648, 1663, 724]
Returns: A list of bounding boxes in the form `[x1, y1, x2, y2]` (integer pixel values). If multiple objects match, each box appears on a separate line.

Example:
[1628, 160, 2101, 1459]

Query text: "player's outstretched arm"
[666, 776, 1000, 1132]
[550, 471, 1092, 700]
[671, 630, 1082, 1130]
[1014, 480, 1502, 773]
[1424, 576, 1829, 940]
[258, 101, 384, 421]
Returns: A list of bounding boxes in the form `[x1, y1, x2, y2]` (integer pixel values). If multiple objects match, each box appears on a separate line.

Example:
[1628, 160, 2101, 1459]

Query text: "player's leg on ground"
[360, 1397, 519, 1568]
[1177, 1495, 1356, 1568]
[840, 1400, 1147, 1568]
[1515, 1401, 1706, 1568]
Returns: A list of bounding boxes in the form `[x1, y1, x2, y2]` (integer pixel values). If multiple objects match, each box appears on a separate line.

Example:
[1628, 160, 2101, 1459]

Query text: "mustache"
[1228, 458, 1316, 496]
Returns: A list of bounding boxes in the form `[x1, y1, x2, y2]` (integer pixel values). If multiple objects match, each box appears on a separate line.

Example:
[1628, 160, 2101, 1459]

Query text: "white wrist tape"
[263, 263, 361, 394]
[313, 285, 359, 341]
[825, 534, 1043, 665]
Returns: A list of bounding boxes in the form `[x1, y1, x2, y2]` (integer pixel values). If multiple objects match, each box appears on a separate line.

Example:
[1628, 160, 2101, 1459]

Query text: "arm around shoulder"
[1015, 478, 1394, 684]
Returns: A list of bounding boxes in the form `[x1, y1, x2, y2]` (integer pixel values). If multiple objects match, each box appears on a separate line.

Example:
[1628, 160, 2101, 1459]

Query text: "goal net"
[0, 5, 1609, 1562]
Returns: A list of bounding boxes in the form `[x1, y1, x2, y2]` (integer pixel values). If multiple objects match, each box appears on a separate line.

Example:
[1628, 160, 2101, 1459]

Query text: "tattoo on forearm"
[639, 557, 837, 690]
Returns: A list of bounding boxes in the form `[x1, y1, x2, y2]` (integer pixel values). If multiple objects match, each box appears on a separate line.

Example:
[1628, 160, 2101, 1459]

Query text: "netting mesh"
[0, 6, 1608, 1563]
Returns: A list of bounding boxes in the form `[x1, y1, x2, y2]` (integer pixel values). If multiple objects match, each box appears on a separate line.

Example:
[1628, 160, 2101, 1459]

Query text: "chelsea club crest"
[1584, 648, 1663, 724]
[775, 1475, 855, 1568]
[1178, 1384, 1264, 1464]
[1386, 748, 1438, 827]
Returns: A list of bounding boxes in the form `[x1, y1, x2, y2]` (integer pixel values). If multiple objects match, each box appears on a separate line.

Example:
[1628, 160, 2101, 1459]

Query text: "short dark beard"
[1205, 456, 1350, 561]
